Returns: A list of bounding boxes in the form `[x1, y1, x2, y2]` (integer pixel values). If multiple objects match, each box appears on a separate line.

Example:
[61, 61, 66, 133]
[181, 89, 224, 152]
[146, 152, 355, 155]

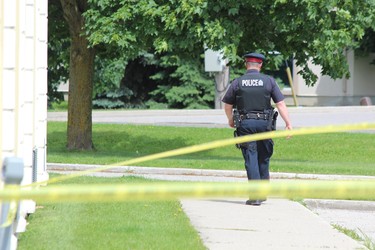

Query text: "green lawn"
[18, 175, 205, 250]
[48, 122, 375, 176]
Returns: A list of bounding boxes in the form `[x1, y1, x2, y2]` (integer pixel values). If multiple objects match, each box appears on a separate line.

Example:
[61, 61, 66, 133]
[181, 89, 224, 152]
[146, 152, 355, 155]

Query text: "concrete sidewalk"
[180, 198, 364, 250]
[48, 163, 373, 249]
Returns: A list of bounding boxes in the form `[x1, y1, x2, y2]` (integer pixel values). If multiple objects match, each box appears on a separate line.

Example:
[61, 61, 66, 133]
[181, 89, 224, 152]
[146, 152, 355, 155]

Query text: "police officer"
[222, 52, 292, 206]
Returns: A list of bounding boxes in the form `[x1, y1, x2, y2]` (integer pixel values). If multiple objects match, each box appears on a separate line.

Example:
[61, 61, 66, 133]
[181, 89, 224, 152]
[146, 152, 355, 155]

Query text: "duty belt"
[240, 112, 269, 120]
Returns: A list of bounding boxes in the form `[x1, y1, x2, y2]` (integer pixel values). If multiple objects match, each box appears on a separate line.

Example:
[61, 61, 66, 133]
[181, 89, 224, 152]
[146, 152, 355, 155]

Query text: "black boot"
[246, 200, 261, 206]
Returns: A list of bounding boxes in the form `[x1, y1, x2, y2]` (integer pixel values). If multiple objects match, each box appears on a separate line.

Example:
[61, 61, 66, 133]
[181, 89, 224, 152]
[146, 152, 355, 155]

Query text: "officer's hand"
[285, 125, 292, 139]
[228, 120, 235, 128]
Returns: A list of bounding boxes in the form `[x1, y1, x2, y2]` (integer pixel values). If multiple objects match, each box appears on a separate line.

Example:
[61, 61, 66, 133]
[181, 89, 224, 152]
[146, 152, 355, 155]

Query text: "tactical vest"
[235, 72, 272, 113]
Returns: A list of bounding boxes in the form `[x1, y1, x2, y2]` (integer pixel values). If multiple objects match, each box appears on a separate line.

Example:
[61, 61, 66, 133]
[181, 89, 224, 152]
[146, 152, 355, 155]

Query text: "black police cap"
[243, 52, 266, 62]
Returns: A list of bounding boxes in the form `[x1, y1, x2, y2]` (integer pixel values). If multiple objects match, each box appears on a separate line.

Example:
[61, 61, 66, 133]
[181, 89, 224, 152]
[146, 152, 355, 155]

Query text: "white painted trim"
[14, 0, 20, 156]
[0, 0, 4, 162]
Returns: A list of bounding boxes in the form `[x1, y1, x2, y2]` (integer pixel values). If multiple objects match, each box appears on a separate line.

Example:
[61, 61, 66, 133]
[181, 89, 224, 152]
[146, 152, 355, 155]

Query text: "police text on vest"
[242, 79, 264, 87]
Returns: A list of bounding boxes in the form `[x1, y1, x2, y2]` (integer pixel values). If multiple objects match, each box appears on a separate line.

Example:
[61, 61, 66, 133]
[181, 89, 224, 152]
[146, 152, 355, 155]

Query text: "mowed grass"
[48, 122, 375, 176]
[18, 175, 205, 250]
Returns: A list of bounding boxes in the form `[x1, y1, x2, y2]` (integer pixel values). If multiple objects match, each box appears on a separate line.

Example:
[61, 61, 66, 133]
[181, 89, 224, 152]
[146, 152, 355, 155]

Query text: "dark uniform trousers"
[237, 118, 273, 180]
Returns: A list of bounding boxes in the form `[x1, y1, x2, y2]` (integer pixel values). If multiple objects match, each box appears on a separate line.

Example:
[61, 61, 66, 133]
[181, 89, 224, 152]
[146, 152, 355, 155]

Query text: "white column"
[34, 0, 48, 183]
[2, 0, 18, 161]
[1, 1, 49, 243]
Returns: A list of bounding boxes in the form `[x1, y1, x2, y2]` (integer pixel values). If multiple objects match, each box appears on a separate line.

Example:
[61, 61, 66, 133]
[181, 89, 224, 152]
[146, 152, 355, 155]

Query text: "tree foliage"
[358, 29, 375, 64]
[48, 1, 70, 103]
[49, 0, 375, 106]
[85, 0, 375, 86]
[148, 54, 214, 109]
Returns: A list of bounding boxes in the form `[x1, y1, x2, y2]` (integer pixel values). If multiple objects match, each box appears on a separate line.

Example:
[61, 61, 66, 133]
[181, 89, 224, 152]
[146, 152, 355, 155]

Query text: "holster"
[233, 109, 241, 128]
[233, 109, 242, 149]
[267, 109, 278, 131]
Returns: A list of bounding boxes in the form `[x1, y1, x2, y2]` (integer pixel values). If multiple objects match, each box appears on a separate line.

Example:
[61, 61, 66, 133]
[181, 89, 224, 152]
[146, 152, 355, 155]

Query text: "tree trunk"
[61, 0, 95, 150]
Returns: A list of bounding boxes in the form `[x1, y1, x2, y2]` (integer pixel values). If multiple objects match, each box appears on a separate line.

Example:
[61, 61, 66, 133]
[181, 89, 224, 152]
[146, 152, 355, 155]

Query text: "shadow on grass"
[48, 129, 239, 163]
[48, 130, 190, 153]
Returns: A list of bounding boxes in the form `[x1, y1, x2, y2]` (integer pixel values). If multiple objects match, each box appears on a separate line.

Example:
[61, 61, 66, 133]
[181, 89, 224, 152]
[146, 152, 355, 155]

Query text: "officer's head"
[243, 52, 265, 70]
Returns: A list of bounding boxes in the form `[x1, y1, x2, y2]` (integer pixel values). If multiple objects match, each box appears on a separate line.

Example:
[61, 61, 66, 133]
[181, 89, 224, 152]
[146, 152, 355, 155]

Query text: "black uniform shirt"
[222, 69, 285, 105]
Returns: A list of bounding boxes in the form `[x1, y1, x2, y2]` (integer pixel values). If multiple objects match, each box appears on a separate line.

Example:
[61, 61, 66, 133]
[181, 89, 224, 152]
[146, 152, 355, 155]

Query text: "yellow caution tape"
[0, 185, 19, 228]
[0, 201, 18, 227]
[2, 180, 375, 202]
[25, 122, 374, 187]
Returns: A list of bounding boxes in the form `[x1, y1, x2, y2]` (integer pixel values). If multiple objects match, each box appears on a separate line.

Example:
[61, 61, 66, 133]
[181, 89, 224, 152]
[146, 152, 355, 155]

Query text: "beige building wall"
[290, 50, 375, 106]
[1, 0, 48, 247]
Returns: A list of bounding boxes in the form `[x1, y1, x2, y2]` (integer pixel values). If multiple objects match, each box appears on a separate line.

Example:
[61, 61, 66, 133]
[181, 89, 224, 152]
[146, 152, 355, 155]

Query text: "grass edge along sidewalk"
[48, 163, 375, 182]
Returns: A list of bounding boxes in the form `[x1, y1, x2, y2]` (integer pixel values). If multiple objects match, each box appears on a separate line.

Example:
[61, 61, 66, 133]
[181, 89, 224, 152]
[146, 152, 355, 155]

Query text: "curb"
[304, 199, 375, 211]
[47, 163, 375, 181]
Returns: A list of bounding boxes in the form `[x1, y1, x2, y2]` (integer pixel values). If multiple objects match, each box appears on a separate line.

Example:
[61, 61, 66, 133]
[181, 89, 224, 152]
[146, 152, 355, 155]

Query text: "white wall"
[1, 0, 48, 246]
[291, 50, 375, 106]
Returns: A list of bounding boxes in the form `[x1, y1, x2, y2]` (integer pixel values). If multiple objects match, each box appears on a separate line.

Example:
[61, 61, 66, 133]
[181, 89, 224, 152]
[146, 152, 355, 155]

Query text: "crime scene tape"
[0, 185, 20, 228]
[0, 201, 17, 227]
[24, 122, 375, 188]
[2, 180, 375, 202]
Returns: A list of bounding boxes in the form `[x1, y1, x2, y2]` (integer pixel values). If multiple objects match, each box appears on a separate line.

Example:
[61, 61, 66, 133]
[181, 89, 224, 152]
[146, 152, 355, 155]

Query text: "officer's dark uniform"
[222, 53, 285, 202]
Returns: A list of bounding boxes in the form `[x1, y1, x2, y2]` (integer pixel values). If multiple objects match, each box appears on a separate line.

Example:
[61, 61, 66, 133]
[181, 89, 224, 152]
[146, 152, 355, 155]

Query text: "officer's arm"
[224, 103, 235, 128]
[275, 100, 292, 130]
